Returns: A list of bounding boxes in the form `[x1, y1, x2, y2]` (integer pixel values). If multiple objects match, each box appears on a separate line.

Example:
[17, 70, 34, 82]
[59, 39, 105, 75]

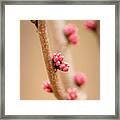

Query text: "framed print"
[0, 0, 119, 119]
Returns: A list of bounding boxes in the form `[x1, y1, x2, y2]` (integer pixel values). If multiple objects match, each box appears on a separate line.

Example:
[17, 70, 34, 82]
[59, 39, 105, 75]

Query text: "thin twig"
[31, 20, 67, 100]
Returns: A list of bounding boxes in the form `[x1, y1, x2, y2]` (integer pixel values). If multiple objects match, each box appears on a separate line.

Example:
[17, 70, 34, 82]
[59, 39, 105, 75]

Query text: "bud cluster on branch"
[52, 53, 70, 72]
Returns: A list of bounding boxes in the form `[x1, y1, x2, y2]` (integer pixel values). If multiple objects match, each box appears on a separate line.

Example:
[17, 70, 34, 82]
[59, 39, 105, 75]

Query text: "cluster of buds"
[74, 72, 87, 86]
[67, 88, 78, 100]
[52, 53, 70, 72]
[84, 20, 96, 30]
[64, 24, 79, 45]
[43, 81, 53, 93]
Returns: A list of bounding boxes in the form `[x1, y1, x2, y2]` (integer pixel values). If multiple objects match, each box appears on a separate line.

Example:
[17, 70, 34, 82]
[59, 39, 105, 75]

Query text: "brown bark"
[31, 20, 67, 100]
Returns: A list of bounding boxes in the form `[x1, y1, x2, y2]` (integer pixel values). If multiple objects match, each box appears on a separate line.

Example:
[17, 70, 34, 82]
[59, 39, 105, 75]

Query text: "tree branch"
[32, 20, 67, 99]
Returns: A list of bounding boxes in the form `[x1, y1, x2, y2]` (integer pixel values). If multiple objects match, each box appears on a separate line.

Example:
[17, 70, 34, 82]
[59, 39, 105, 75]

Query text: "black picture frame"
[0, 0, 119, 119]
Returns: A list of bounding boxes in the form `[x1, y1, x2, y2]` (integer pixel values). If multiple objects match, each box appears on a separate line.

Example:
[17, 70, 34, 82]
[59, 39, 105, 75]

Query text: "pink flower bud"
[55, 61, 60, 66]
[58, 56, 64, 62]
[53, 56, 59, 62]
[74, 72, 87, 86]
[67, 88, 77, 100]
[59, 64, 65, 69]
[68, 33, 79, 45]
[59, 62, 70, 72]
[64, 24, 78, 36]
[43, 81, 53, 92]
[84, 20, 96, 30]
[63, 67, 69, 72]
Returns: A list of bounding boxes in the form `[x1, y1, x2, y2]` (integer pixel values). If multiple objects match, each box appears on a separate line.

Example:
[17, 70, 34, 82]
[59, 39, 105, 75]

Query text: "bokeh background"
[20, 20, 100, 100]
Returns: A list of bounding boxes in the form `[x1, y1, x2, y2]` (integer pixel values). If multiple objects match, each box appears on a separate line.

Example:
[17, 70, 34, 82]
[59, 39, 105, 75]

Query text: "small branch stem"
[32, 20, 67, 100]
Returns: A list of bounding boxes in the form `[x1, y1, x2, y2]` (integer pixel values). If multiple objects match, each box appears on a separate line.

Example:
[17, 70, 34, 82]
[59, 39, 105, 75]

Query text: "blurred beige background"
[20, 20, 100, 100]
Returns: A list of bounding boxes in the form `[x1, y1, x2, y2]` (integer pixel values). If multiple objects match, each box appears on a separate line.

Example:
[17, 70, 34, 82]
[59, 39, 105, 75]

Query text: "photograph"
[20, 20, 100, 100]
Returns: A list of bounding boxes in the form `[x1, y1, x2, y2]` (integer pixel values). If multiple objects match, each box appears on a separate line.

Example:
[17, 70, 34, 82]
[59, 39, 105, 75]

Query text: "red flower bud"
[67, 88, 77, 100]
[74, 72, 87, 86]
[59, 62, 70, 72]
[84, 20, 96, 30]
[64, 24, 78, 36]
[43, 81, 53, 92]
[68, 33, 79, 45]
